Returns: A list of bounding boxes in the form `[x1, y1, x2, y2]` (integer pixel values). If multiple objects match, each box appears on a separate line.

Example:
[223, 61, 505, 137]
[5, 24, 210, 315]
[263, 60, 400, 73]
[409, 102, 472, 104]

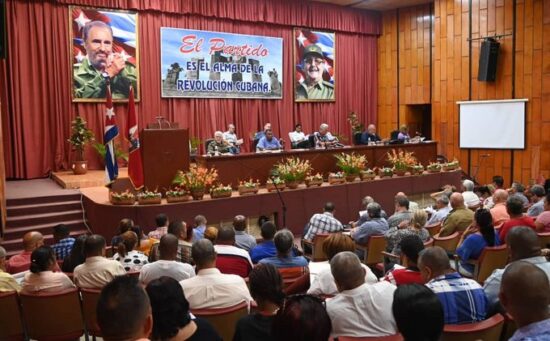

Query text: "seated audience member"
[392, 284, 444, 341]
[61, 234, 87, 273]
[250, 221, 278, 263]
[425, 195, 451, 226]
[490, 189, 510, 227]
[111, 218, 134, 248]
[418, 246, 487, 324]
[461, 179, 481, 208]
[360, 124, 382, 144]
[509, 181, 530, 207]
[0, 246, 21, 292]
[113, 231, 148, 272]
[387, 195, 413, 229]
[386, 209, 430, 257]
[499, 196, 536, 241]
[256, 129, 282, 151]
[139, 235, 195, 285]
[259, 229, 308, 268]
[352, 195, 388, 227]
[303, 202, 344, 244]
[438, 192, 474, 237]
[289, 123, 308, 149]
[132, 226, 156, 256]
[74, 234, 126, 289]
[214, 226, 253, 277]
[207, 130, 233, 155]
[499, 262, 550, 341]
[309, 233, 377, 296]
[254, 122, 271, 140]
[97, 276, 153, 341]
[493, 175, 505, 190]
[527, 185, 546, 217]
[351, 202, 389, 245]
[223, 123, 242, 154]
[535, 193, 550, 232]
[21, 246, 75, 293]
[233, 215, 257, 251]
[148, 213, 169, 240]
[397, 191, 419, 211]
[149, 220, 193, 264]
[146, 277, 221, 341]
[478, 185, 495, 209]
[180, 239, 252, 309]
[454, 209, 500, 277]
[51, 223, 75, 261]
[327, 252, 397, 337]
[192, 215, 207, 242]
[397, 124, 410, 141]
[271, 294, 332, 341]
[383, 235, 425, 286]
[314, 123, 339, 148]
[234, 264, 284, 341]
[8, 231, 44, 274]
[483, 227, 550, 314]
[204, 226, 218, 244]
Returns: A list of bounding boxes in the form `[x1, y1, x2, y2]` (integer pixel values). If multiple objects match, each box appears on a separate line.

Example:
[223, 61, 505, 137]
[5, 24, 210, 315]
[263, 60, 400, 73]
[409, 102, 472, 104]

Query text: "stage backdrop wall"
[1, 0, 380, 179]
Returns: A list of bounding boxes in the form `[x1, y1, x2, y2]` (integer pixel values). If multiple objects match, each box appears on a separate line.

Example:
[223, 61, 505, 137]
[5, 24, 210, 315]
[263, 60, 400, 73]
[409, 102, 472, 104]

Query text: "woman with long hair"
[61, 234, 87, 273]
[455, 208, 500, 276]
[21, 246, 75, 293]
[113, 231, 148, 272]
[111, 218, 134, 248]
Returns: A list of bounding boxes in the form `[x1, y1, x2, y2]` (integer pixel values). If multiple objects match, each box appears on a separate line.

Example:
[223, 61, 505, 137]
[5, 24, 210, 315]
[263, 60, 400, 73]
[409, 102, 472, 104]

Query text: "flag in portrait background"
[294, 29, 335, 85]
[104, 85, 119, 185]
[127, 86, 144, 189]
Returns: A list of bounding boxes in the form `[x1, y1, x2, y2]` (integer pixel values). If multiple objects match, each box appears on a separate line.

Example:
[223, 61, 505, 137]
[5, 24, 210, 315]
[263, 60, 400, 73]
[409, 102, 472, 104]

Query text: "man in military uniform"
[74, 21, 137, 99]
[207, 131, 233, 155]
[295, 44, 334, 101]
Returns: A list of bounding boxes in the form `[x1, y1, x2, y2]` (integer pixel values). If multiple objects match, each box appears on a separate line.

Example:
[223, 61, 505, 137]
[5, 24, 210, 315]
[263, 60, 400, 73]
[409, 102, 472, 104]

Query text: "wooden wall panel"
[379, 0, 550, 186]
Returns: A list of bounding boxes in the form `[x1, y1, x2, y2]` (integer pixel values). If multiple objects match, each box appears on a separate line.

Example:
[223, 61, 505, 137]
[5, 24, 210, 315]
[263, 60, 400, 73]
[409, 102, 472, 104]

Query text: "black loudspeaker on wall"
[478, 38, 500, 82]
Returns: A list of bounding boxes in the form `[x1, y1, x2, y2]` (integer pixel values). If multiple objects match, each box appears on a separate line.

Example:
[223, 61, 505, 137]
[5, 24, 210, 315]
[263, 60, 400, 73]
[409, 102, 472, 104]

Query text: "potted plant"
[266, 177, 286, 192]
[166, 187, 190, 203]
[378, 167, 394, 178]
[305, 173, 324, 187]
[386, 149, 417, 176]
[427, 162, 442, 173]
[238, 179, 260, 196]
[189, 137, 202, 156]
[328, 171, 346, 185]
[68, 116, 95, 175]
[92, 141, 129, 167]
[172, 165, 218, 200]
[211, 184, 233, 199]
[410, 164, 425, 175]
[137, 190, 162, 205]
[360, 168, 376, 181]
[335, 152, 367, 182]
[110, 190, 136, 205]
[275, 157, 312, 189]
[442, 158, 460, 171]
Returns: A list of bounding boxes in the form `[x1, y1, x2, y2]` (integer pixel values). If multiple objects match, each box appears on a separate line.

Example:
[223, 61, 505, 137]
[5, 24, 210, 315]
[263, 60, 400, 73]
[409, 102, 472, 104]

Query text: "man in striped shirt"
[418, 246, 487, 324]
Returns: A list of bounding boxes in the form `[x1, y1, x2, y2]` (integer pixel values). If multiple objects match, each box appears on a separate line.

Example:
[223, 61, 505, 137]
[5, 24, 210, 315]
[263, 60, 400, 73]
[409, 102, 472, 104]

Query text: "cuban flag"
[295, 29, 335, 84]
[104, 86, 119, 185]
[127, 86, 144, 189]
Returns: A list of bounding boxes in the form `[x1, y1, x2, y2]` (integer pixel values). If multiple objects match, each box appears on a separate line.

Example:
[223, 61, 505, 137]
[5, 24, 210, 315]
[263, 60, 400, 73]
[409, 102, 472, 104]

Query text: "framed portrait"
[70, 6, 139, 102]
[294, 28, 335, 102]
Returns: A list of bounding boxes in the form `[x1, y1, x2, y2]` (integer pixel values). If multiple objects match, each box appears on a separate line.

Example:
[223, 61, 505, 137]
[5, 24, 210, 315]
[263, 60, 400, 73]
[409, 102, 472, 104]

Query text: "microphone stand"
[270, 175, 287, 229]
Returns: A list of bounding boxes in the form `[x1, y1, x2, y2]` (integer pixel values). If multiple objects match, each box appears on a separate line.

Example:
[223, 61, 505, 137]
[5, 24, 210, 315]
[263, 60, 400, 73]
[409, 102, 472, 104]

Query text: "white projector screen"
[458, 99, 527, 149]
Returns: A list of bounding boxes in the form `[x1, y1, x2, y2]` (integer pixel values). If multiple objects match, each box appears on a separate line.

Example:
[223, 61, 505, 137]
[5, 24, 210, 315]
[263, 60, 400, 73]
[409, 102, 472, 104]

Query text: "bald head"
[493, 189, 509, 204]
[233, 215, 247, 231]
[191, 239, 216, 269]
[500, 261, 550, 327]
[330, 251, 365, 291]
[506, 227, 541, 261]
[418, 246, 452, 281]
[23, 231, 44, 252]
[158, 234, 178, 260]
[449, 192, 465, 209]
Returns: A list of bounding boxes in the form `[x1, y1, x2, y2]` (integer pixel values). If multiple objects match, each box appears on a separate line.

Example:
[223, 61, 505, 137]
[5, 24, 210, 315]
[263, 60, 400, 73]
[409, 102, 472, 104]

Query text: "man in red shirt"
[384, 235, 425, 286]
[7, 231, 44, 274]
[499, 196, 536, 242]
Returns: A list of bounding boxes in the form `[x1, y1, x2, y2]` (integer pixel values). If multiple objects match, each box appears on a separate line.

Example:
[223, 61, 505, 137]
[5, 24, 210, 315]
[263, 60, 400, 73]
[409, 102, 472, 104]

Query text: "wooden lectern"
[142, 123, 189, 193]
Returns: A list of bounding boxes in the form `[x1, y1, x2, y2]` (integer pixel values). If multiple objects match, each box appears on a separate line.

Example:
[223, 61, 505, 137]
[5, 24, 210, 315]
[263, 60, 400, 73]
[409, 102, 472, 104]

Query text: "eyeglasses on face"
[303, 57, 325, 65]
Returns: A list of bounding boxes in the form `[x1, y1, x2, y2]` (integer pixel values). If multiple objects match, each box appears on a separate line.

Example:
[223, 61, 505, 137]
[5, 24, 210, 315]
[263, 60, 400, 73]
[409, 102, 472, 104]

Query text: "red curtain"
[2, 0, 380, 179]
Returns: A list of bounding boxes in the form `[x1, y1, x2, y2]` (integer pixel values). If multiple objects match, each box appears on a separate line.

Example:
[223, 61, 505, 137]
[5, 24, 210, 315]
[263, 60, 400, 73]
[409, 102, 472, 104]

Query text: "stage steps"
[2, 193, 89, 257]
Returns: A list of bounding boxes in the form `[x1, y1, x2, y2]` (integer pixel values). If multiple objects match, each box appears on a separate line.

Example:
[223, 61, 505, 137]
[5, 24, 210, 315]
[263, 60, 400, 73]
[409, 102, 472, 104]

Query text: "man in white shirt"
[139, 234, 195, 285]
[314, 123, 339, 148]
[180, 239, 252, 309]
[223, 123, 243, 154]
[425, 195, 451, 226]
[462, 179, 481, 208]
[74, 235, 126, 289]
[326, 251, 397, 338]
[288, 123, 308, 149]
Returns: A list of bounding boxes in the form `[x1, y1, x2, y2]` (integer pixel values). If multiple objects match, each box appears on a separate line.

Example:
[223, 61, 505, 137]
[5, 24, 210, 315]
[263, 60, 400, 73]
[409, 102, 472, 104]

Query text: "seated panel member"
[207, 131, 233, 155]
[397, 125, 410, 141]
[254, 123, 271, 141]
[256, 129, 282, 152]
[289, 123, 309, 149]
[223, 123, 242, 154]
[314, 123, 339, 148]
[360, 124, 382, 144]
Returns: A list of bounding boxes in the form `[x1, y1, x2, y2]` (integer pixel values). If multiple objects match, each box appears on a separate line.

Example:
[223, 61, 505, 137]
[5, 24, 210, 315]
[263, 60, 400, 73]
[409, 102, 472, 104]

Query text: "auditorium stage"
[81, 170, 462, 240]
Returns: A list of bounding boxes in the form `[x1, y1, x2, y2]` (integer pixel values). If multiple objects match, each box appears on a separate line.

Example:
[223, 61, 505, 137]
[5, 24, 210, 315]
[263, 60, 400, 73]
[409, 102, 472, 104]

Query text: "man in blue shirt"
[192, 215, 207, 243]
[259, 229, 308, 268]
[250, 221, 277, 263]
[419, 246, 487, 324]
[256, 129, 282, 151]
[51, 224, 75, 260]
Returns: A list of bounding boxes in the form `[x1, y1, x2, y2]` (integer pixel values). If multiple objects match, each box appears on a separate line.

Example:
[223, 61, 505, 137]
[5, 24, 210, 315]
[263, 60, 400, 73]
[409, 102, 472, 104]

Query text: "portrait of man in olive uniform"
[72, 12, 138, 101]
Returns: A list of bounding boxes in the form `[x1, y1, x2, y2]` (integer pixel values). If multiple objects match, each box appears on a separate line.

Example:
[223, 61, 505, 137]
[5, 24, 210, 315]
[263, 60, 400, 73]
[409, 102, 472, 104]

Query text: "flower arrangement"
[443, 158, 460, 171]
[172, 165, 218, 190]
[305, 173, 324, 187]
[166, 187, 190, 203]
[360, 168, 376, 181]
[410, 164, 425, 175]
[211, 184, 233, 198]
[275, 157, 312, 182]
[137, 190, 162, 205]
[328, 171, 346, 185]
[266, 177, 286, 192]
[427, 162, 442, 172]
[386, 149, 417, 171]
[110, 190, 135, 205]
[239, 178, 260, 195]
[334, 153, 367, 175]
[378, 167, 394, 178]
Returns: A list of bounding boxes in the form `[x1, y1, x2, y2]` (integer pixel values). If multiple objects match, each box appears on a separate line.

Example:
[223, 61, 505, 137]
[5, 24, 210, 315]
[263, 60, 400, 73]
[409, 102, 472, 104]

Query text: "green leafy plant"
[68, 116, 95, 161]
[92, 142, 129, 163]
[335, 153, 367, 175]
[275, 157, 312, 182]
[347, 111, 364, 134]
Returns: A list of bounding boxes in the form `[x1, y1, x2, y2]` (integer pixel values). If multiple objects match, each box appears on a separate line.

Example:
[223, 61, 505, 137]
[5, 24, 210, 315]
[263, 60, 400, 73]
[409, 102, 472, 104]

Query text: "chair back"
[423, 238, 434, 248]
[390, 130, 399, 140]
[0, 291, 25, 340]
[19, 288, 84, 341]
[365, 235, 387, 266]
[338, 335, 404, 341]
[537, 232, 550, 249]
[278, 266, 309, 289]
[353, 132, 362, 145]
[191, 301, 248, 341]
[80, 288, 102, 337]
[474, 245, 509, 283]
[442, 313, 504, 341]
[433, 232, 460, 253]
[425, 222, 442, 236]
[310, 233, 329, 261]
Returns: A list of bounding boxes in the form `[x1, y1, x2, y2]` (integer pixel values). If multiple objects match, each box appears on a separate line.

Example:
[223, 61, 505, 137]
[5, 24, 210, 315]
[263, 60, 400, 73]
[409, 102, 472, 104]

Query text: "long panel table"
[196, 142, 437, 187]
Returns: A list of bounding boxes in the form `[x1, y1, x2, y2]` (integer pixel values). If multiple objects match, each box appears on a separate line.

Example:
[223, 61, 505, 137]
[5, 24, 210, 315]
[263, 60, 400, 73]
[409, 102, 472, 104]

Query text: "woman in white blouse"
[21, 246, 74, 294]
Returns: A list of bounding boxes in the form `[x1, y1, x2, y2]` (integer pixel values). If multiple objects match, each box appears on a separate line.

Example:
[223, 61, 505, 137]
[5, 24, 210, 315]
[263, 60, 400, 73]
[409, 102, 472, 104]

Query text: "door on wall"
[404, 104, 432, 140]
